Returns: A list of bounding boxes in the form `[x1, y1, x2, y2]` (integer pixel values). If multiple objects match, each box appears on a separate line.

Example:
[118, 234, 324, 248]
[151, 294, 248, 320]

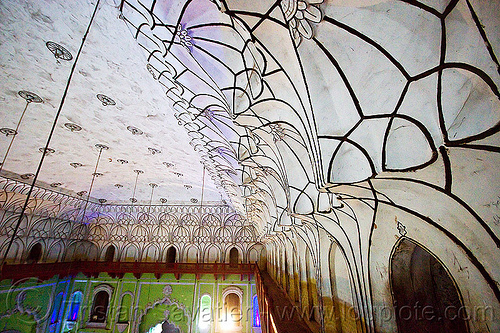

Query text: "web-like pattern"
[119, 0, 499, 331]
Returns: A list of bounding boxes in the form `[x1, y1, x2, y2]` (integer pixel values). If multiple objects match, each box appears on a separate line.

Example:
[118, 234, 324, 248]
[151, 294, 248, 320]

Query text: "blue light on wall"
[253, 295, 261, 327]
[68, 291, 83, 321]
[51, 292, 64, 324]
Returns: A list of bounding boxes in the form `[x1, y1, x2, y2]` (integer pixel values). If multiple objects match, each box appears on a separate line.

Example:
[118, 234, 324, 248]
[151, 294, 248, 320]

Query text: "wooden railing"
[0, 261, 256, 282]
[254, 266, 313, 333]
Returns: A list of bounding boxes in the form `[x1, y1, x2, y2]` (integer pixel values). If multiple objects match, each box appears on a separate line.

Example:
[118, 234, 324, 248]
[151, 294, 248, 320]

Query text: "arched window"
[26, 243, 42, 263]
[166, 246, 176, 264]
[104, 245, 115, 262]
[118, 294, 132, 323]
[199, 294, 211, 332]
[221, 286, 243, 330]
[90, 290, 110, 323]
[223, 293, 241, 328]
[229, 247, 238, 267]
[67, 291, 82, 321]
[253, 295, 261, 327]
[391, 238, 468, 333]
[51, 292, 64, 324]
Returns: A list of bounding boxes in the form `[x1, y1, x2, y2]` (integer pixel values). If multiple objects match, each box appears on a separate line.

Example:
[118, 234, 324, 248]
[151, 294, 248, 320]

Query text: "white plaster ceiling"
[0, 0, 224, 205]
[112, 0, 499, 231]
[0, 0, 499, 224]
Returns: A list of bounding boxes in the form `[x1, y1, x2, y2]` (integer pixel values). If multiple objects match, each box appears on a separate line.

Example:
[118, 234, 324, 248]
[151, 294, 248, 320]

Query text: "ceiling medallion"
[99, 198, 107, 204]
[130, 197, 137, 203]
[64, 123, 82, 132]
[117, 159, 128, 164]
[70, 162, 83, 168]
[96, 94, 116, 106]
[173, 171, 183, 177]
[95, 143, 109, 150]
[184, 184, 192, 189]
[46, 41, 73, 61]
[0, 128, 17, 136]
[20, 173, 34, 180]
[149, 183, 158, 188]
[190, 198, 198, 203]
[18, 91, 43, 103]
[77, 190, 87, 196]
[114, 184, 123, 188]
[92, 172, 104, 177]
[160, 198, 168, 204]
[148, 147, 161, 155]
[50, 182, 62, 188]
[127, 126, 143, 135]
[134, 169, 144, 174]
[39, 147, 55, 156]
[163, 162, 174, 168]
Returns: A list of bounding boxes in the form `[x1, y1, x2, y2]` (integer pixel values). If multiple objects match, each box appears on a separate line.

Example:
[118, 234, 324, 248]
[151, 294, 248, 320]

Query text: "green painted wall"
[0, 272, 258, 333]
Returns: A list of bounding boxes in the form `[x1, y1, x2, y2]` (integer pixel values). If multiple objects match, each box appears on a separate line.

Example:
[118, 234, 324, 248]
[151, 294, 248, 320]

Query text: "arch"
[88, 224, 107, 242]
[166, 246, 177, 263]
[284, 248, 290, 293]
[229, 247, 239, 267]
[65, 241, 98, 261]
[88, 242, 99, 261]
[205, 245, 219, 263]
[26, 242, 42, 263]
[199, 294, 212, 332]
[181, 212, 199, 226]
[184, 245, 198, 263]
[90, 285, 113, 323]
[143, 244, 160, 262]
[259, 246, 267, 270]
[1, 240, 22, 263]
[118, 293, 133, 323]
[252, 295, 261, 327]
[304, 246, 320, 323]
[153, 225, 171, 242]
[67, 291, 83, 321]
[130, 225, 148, 242]
[193, 226, 211, 243]
[201, 213, 220, 226]
[221, 286, 243, 329]
[104, 245, 115, 262]
[50, 292, 64, 324]
[122, 244, 139, 262]
[329, 241, 352, 332]
[214, 226, 232, 243]
[46, 241, 63, 262]
[390, 238, 468, 333]
[235, 226, 255, 243]
[248, 247, 258, 264]
[171, 226, 189, 243]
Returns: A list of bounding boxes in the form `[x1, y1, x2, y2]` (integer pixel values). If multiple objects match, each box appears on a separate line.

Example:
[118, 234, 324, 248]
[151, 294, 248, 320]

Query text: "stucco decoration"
[1, 0, 499, 332]
[0, 183, 261, 264]
[134, 284, 188, 333]
[119, 0, 500, 331]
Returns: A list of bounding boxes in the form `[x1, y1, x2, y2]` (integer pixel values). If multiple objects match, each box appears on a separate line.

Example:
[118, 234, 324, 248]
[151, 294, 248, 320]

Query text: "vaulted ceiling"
[1, 0, 499, 234]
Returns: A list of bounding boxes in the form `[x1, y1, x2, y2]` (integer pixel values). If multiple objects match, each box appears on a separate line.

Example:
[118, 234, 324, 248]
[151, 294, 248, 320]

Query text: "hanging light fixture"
[79, 143, 109, 223]
[130, 169, 144, 204]
[0, 91, 43, 174]
[148, 183, 158, 214]
[0, 0, 102, 267]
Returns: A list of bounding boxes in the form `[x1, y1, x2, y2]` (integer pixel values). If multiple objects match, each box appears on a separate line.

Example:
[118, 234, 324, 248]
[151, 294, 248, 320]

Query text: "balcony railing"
[0, 261, 256, 282]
